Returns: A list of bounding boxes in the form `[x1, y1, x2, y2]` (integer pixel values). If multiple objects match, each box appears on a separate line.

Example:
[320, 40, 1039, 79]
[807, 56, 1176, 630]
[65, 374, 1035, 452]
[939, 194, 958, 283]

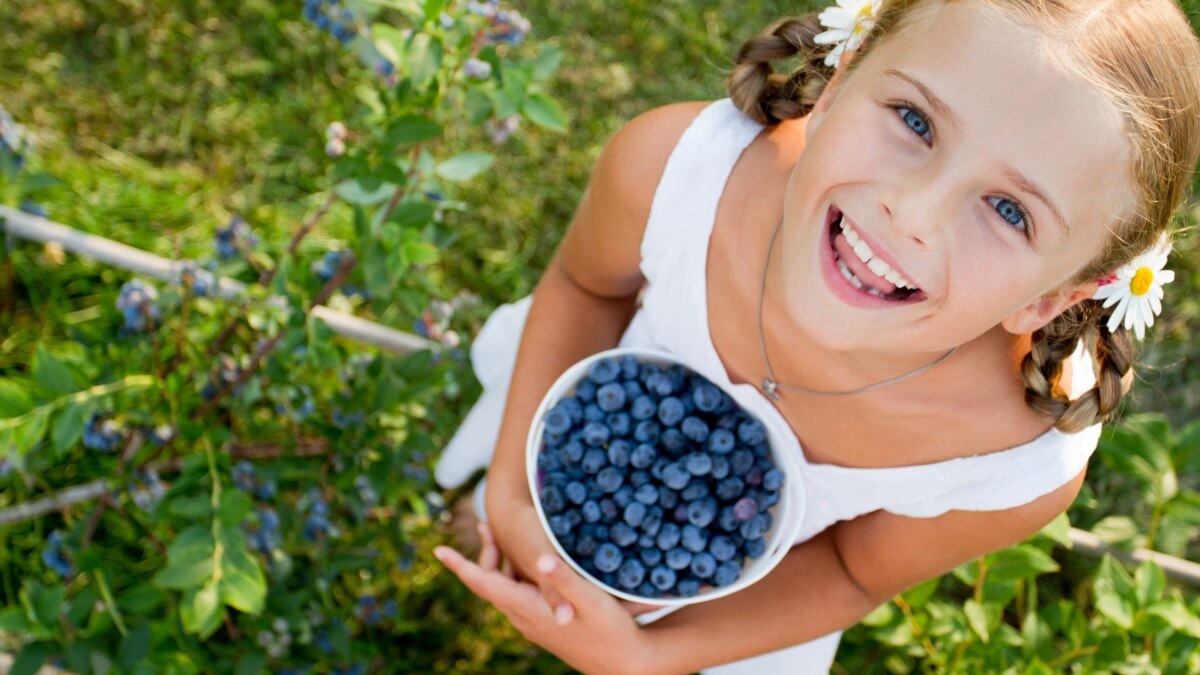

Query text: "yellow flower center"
[853, 5, 874, 34]
[1130, 267, 1154, 296]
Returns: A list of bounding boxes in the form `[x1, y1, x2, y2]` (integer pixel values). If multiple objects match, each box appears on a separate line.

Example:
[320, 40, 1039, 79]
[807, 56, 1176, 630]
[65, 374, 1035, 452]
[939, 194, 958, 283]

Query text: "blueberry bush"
[1, 0, 1199, 673]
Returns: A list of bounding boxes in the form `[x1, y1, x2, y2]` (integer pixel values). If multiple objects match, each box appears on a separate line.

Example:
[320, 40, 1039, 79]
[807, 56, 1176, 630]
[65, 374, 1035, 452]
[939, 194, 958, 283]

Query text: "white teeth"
[837, 215, 916, 290]
[835, 257, 864, 288]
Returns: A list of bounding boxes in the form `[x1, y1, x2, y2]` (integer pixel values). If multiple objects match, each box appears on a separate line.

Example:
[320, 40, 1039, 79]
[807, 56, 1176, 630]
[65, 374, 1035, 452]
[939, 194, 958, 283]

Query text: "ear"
[1001, 280, 1100, 335]
[805, 49, 860, 140]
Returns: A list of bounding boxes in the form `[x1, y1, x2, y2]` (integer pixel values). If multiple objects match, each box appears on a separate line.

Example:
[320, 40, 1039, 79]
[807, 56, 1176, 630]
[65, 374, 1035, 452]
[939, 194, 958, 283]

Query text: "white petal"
[1148, 292, 1162, 316]
[1099, 287, 1127, 309]
[1107, 294, 1131, 333]
[1142, 299, 1156, 329]
[813, 28, 851, 45]
[1092, 284, 1122, 301]
[1157, 269, 1175, 285]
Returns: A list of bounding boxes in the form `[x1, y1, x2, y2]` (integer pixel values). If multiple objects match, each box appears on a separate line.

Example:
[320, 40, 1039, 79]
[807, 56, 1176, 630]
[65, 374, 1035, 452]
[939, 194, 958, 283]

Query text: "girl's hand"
[435, 522, 657, 675]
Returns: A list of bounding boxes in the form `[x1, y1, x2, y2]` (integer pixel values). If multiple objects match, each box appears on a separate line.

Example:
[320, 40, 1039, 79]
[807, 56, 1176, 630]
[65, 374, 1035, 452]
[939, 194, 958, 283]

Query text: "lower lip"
[819, 207, 918, 309]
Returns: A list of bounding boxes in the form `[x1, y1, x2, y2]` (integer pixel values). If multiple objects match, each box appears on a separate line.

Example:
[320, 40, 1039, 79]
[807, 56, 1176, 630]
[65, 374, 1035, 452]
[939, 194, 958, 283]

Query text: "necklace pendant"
[761, 377, 781, 402]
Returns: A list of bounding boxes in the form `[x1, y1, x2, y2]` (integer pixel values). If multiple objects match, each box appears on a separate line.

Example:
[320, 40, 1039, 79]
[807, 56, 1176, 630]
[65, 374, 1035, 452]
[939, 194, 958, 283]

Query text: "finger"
[536, 554, 597, 626]
[477, 522, 500, 572]
[434, 546, 548, 620]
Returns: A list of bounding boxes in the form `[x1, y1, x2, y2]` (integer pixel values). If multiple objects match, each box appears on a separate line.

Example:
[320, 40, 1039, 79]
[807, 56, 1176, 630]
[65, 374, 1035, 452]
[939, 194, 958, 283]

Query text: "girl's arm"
[482, 101, 712, 582]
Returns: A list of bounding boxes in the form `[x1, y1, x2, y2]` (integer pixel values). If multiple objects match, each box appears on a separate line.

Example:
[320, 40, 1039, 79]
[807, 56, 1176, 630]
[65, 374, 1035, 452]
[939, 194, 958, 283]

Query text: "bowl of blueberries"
[526, 347, 804, 607]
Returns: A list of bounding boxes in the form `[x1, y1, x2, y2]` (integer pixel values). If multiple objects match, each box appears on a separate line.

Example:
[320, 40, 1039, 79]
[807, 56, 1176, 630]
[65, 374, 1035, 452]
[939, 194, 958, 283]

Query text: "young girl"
[433, 0, 1200, 672]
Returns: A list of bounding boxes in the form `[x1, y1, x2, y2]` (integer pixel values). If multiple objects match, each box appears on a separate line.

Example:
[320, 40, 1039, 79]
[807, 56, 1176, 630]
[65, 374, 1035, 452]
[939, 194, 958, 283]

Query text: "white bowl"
[526, 347, 805, 607]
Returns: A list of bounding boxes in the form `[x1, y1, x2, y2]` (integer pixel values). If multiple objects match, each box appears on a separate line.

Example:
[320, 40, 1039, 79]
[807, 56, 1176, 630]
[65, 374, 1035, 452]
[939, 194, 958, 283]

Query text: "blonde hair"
[727, 0, 1200, 432]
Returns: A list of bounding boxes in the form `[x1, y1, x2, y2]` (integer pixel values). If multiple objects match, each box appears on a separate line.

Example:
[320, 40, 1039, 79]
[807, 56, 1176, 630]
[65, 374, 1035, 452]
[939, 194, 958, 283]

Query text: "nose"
[879, 168, 953, 250]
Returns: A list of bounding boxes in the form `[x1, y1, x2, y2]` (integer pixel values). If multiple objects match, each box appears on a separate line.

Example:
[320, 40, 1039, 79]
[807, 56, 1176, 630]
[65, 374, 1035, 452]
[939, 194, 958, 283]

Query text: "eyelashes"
[887, 102, 1034, 239]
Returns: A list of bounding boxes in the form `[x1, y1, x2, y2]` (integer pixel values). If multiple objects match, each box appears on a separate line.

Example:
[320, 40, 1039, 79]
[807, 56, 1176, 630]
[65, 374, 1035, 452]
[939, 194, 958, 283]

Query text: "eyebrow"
[883, 68, 1071, 236]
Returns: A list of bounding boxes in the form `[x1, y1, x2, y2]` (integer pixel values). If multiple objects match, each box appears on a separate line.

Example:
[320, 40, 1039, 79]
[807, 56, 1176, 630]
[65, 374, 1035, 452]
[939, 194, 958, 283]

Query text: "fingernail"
[537, 555, 557, 574]
[555, 604, 574, 625]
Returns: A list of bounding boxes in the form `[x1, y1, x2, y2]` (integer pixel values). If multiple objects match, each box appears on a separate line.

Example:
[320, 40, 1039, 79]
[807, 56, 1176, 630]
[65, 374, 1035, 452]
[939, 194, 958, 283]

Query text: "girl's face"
[778, 1, 1131, 357]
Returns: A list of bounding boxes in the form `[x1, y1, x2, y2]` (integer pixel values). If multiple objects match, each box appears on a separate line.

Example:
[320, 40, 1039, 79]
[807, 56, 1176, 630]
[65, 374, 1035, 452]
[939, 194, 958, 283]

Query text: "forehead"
[853, 1, 1133, 244]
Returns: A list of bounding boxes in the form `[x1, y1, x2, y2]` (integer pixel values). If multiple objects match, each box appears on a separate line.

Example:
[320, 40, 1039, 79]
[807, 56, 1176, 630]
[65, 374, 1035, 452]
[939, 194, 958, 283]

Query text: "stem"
[974, 557, 988, 603]
[1044, 644, 1099, 668]
[94, 569, 128, 637]
[1146, 477, 1164, 550]
[0, 375, 155, 431]
[891, 593, 939, 660]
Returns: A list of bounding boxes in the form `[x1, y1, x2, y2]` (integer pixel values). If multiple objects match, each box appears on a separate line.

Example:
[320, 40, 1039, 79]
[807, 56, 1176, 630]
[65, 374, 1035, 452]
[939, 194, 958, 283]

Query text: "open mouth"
[828, 208, 925, 303]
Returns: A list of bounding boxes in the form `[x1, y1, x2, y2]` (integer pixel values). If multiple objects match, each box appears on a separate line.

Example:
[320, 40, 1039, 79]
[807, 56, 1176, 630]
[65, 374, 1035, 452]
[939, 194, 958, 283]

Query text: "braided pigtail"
[1022, 299, 1136, 433]
[726, 14, 836, 125]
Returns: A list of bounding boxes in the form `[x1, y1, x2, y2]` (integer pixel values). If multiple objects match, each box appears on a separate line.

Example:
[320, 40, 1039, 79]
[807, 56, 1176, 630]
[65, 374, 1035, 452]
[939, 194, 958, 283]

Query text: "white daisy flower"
[814, 0, 883, 67]
[1092, 234, 1174, 340]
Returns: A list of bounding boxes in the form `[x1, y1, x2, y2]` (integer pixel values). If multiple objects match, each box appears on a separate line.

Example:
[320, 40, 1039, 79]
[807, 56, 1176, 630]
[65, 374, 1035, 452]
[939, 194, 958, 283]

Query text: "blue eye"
[987, 196, 1029, 233]
[898, 106, 932, 142]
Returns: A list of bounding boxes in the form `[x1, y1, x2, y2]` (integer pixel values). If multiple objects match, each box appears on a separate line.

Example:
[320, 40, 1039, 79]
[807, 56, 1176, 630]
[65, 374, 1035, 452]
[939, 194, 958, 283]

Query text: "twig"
[0, 480, 110, 526]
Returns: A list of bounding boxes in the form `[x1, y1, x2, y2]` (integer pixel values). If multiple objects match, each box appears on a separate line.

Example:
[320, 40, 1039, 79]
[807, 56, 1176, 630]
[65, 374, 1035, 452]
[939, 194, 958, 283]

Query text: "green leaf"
[1175, 417, 1200, 473]
[153, 526, 215, 590]
[11, 641, 52, 675]
[1093, 555, 1136, 629]
[406, 34, 442, 89]
[964, 599, 991, 643]
[1035, 511, 1072, 548]
[422, 0, 448, 22]
[0, 607, 30, 632]
[119, 622, 152, 670]
[334, 179, 396, 206]
[33, 344, 78, 396]
[0, 379, 35, 418]
[1146, 599, 1200, 637]
[860, 601, 896, 627]
[985, 545, 1060, 581]
[387, 200, 436, 230]
[384, 115, 442, 146]
[50, 401, 88, 456]
[402, 233, 438, 266]
[168, 496, 212, 519]
[522, 92, 568, 132]
[1091, 515, 1141, 549]
[529, 46, 564, 81]
[899, 576, 940, 609]
[12, 409, 49, 457]
[117, 585, 165, 616]
[185, 582, 222, 639]
[219, 569, 266, 615]
[217, 490, 252, 526]
[23, 582, 65, 628]
[434, 151, 495, 182]
[372, 23, 409, 64]
[465, 88, 493, 126]
[1134, 561, 1166, 608]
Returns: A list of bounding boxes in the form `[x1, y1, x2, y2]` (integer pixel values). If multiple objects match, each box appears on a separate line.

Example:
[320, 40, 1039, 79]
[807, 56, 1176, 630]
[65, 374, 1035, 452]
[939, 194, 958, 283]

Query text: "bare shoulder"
[829, 465, 1088, 605]
[554, 101, 713, 299]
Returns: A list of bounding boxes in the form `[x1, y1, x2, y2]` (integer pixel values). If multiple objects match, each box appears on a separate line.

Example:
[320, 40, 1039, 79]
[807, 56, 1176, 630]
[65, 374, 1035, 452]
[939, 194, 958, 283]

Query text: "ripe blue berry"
[681, 478, 709, 502]
[656, 523, 681, 551]
[664, 547, 692, 570]
[686, 497, 718, 528]
[617, 558, 646, 589]
[613, 485, 635, 507]
[622, 379, 644, 401]
[709, 535, 737, 562]
[692, 383, 722, 412]
[646, 373, 674, 397]
[630, 443, 656, 469]
[640, 547, 663, 567]
[587, 357, 621, 385]
[681, 416, 710, 442]
[575, 379, 597, 401]
[543, 408, 572, 435]
[657, 397, 684, 426]
[634, 484, 659, 505]
[733, 496, 759, 522]
[581, 448, 607, 474]
[763, 468, 785, 491]
[710, 455, 731, 479]
[739, 513, 769, 540]
[596, 466, 624, 493]
[685, 452, 712, 476]
[677, 579, 701, 597]
[593, 543, 623, 573]
[540, 486, 565, 514]
[618, 354, 641, 379]
[690, 552, 717, 579]
[633, 419, 661, 444]
[716, 477, 745, 501]
[708, 429, 735, 454]
[596, 382, 627, 412]
[624, 502, 647, 528]
[660, 427, 687, 452]
[606, 412, 632, 437]
[731, 449, 755, 474]
[557, 397, 584, 424]
[583, 405, 606, 423]
[611, 522, 638, 547]
[713, 560, 741, 586]
[549, 514, 571, 536]
[565, 481, 587, 505]
[582, 500, 601, 522]
[738, 419, 767, 445]
[661, 463, 690, 490]
[650, 565, 676, 590]
[681, 525, 708, 553]
[745, 537, 766, 559]
[607, 439, 631, 467]
[562, 440, 585, 463]
[630, 396, 657, 421]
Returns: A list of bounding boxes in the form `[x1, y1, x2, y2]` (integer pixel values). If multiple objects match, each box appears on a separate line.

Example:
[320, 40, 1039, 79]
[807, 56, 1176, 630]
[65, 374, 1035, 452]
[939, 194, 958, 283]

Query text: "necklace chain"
[756, 217, 959, 401]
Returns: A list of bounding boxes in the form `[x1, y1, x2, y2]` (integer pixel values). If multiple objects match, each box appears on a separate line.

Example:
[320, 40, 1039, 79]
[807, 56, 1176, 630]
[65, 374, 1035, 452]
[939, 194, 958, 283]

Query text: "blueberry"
[613, 485, 635, 508]
[544, 471, 568, 487]
[538, 451, 562, 473]
[594, 543, 623, 573]
[717, 506, 740, 531]
[622, 379, 644, 401]
[656, 523, 681, 551]
[597, 466, 624, 493]
[640, 547, 664, 567]
[738, 419, 767, 445]
[666, 365, 688, 391]
[612, 522, 639, 547]
[633, 419, 661, 444]
[731, 449, 755, 474]
[582, 500, 602, 522]
[630, 396, 657, 421]
[596, 382, 627, 413]
[640, 508, 663, 536]
[588, 357, 621, 385]
[583, 407, 607, 430]
[763, 468, 785, 491]
[638, 533, 655, 549]
[575, 379, 597, 401]
[617, 558, 646, 589]
[733, 496, 759, 522]
[709, 535, 737, 562]
[744, 537, 767, 559]
[650, 565, 677, 591]
[685, 452, 712, 476]
[599, 499, 619, 521]
[646, 373, 674, 397]
[576, 535, 599, 558]
[658, 486, 679, 510]
[692, 383, 722, 412]
[607, 439, 632, 467]
[713, 560, 741, 587]
[562, 440, 585, 464]
[657, 397, 685, 426]
[618, 354, 641, 379]
[629, 469, 650, 487]
[582, 448, 607, 473]
[665, 547, 692, 570]
[715, 477, 745, 501]
[660, 427, 687, 452]
[710, 455, 731, 480]
[638, 363, 663, 385]
[745, 467, 764, 486]
[681, 478, 709, 502]
[595, 524, 611, 541]
[739, 513, 769, 540]
[690, 552, 717, 579]
[635, 484, 659, 505]
[686, 497, 718, 528]
[662, 463, 690, 490]
[708, 429, 735, 454]
[752, 442, 771, 459]
[558, 397, 584, 424]
[549, 514, 571, 536]
[543, 429, 566, 447]
[638, 581, 660, 599]
[565, 509, 582, 528]
[606, 412, 632, 437]
[630, 443, 657, 469]
[681, 525, 708, 553]
[540, 486, 565, 513]
[624, 501, 647, 527]
[681, 416, 710, 443]
[677, 578, 701, 597]
[585, 420, 614, 446]
[565, 481, 587, 505]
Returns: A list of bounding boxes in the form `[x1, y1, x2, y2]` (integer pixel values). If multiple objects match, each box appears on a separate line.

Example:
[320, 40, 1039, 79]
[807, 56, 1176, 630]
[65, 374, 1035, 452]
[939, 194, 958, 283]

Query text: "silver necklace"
[756, 217, 959, 401]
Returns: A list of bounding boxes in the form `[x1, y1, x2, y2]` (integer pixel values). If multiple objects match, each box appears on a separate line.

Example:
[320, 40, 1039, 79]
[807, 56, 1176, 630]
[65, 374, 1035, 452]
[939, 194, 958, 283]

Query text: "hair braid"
[1022, 299, 1136, 433]
[726, 14, 836, 125]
